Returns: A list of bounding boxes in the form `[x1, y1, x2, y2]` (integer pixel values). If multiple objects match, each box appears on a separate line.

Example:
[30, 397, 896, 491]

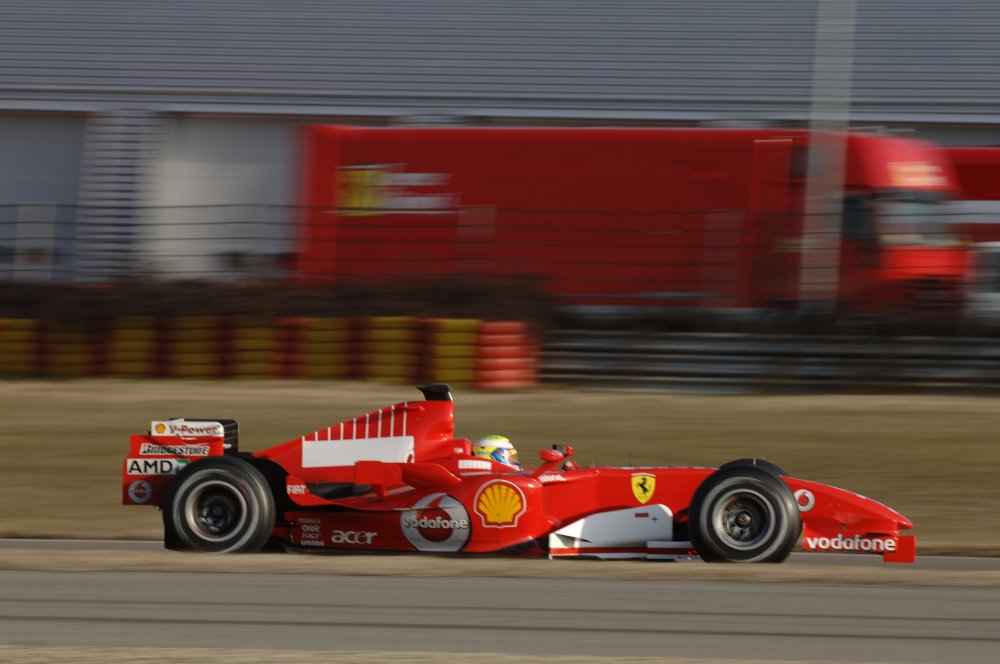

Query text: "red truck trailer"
[298, 126, 967, 314]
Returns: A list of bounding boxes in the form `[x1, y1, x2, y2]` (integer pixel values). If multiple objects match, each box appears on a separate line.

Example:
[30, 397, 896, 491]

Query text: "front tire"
[163, 456, 276, 553]
[689, 466, 800, 563]
[718, 457, 789, 477]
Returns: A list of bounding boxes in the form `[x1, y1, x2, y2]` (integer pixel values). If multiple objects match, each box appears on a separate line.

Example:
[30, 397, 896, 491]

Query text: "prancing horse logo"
[631, 473, 656, 504]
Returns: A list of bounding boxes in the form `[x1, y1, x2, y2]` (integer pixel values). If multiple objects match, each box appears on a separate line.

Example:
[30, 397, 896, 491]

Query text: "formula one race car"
[122, 385, 916, 563]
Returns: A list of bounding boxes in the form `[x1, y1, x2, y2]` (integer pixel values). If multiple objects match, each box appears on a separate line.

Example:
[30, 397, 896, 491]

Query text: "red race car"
[122, 385, 916, 563]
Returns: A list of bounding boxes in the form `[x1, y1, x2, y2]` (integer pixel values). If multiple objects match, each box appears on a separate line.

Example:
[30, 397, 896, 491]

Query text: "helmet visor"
[491, 448, 519, 466]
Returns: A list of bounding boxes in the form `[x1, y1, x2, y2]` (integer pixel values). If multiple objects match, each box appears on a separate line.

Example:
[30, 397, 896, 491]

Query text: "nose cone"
[896, 512, 914, 530]
[788, 478, 913, 533]
[854, 490, 913, 530]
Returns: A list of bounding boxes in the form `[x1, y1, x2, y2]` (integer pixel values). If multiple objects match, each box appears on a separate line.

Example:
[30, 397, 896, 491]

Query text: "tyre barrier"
[362, 316, 419, 384]
[476, 321, 539, 389]
[42, 320, 94, 378]
[226, 317, 280, 379]
[0, 316, 539, 389]
[0, 318, 40, 376]
[161, 316, 223, 378]
[292, 317, 355, 380]
[427, 318, 480, 387]
[105, 317, 158, 377]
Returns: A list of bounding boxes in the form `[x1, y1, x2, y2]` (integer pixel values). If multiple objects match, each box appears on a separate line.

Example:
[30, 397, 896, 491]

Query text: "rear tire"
[163, 456, 275, 553]
[689, 466, 800, 563]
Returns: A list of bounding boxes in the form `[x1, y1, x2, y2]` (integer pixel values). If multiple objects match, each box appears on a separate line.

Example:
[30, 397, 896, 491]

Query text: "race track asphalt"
[4, 538, 1000, 570]
[2, 554, 999, 663]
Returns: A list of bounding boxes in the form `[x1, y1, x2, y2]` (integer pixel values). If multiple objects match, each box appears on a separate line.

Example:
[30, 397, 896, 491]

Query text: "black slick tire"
[162, 456, 276, 553]
[689, 466, 800, 563]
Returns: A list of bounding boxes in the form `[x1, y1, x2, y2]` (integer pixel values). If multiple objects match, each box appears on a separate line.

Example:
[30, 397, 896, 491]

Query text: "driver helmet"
[473, 435, 519, 468]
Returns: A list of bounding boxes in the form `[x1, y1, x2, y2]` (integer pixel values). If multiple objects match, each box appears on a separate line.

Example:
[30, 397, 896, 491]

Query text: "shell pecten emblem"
[474, 480, 526, 528]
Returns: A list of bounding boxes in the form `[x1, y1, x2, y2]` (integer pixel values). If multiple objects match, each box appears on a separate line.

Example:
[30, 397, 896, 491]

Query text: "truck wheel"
[689, 466, 800, 563]
[163, 456, 275, 553]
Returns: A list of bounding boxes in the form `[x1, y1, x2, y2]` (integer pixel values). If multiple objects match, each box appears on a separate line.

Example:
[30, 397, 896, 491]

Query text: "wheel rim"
[711, 488, 775, 550]
[183, 478, 250, 543]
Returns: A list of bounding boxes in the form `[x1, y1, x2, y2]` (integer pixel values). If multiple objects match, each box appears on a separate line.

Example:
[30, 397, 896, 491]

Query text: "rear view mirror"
[539, 449, 564, 462]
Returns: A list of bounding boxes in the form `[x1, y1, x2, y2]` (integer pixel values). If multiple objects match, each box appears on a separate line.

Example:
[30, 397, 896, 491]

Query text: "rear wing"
[253, 384, 458, 481]
[122, 418, 234, 506]
[122, 384, 457, 507]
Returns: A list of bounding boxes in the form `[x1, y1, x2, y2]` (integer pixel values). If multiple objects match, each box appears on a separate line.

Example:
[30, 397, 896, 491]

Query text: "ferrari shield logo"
[631, 473, 656, 504]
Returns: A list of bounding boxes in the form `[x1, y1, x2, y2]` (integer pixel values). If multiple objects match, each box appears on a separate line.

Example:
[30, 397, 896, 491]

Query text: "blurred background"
[2, 0, 1000, 392]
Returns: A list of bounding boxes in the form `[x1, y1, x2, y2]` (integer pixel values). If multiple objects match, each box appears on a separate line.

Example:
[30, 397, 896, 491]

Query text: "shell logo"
[154, 423, 166, 434]
[474, 480, 526, 528]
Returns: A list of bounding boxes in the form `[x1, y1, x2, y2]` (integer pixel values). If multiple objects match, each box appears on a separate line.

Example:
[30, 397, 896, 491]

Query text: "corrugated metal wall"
[2, 0, 1000, 281]
[0, 114, 86, 280]
[1, 0, 998, 124]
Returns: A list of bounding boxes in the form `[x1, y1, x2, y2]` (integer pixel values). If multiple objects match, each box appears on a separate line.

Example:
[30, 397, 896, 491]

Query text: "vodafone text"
[402, 515, 469, 530]
[804, 534, 897, 553]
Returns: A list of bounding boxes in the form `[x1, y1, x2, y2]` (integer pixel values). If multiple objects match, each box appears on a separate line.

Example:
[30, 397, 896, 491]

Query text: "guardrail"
[542, 330, 1000, 394]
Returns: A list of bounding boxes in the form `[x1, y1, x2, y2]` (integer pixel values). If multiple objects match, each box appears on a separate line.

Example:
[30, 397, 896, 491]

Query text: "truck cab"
[838, 189, 967, 313]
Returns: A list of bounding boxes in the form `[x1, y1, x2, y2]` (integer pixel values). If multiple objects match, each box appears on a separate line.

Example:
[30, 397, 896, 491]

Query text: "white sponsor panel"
[151, 420, 224, 439]
[139, 443, 211, 457]
[549, 505, 674, 552]
[804, 534, 897, 553]
[458, 459, 492, 470]
[301, 435, 414, 468]
[400, 492, 471, 552]
[126, 458, 190, 476]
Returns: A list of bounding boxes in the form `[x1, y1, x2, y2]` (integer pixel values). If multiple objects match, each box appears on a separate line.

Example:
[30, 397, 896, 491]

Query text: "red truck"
[938, 146, 1000, 318]
[941, 146, 1000, 243]
[298, 126, 968, 314]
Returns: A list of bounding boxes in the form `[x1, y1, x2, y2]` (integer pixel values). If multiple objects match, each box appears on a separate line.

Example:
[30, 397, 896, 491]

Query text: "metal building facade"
[2, 0, 999, 280]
